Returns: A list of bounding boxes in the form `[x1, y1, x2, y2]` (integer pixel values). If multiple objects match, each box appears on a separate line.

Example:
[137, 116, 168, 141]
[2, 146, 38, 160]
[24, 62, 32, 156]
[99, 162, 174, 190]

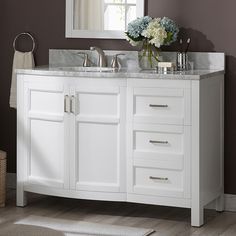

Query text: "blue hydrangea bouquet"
[126, 16, 179, 68]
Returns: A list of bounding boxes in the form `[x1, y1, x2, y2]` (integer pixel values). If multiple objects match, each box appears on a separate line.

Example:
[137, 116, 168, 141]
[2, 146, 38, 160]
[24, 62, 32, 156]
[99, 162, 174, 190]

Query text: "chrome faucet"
[90, 46, 107, 67]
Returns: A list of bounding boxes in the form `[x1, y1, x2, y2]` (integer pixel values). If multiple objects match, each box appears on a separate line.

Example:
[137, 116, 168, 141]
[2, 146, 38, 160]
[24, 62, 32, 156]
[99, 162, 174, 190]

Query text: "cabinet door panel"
[76, 122, 119, 192]
[29, 119, 64, 187]
[30, 90, 63, 114]
[78, 93, 118, 116]
[71, 84, 126, 193]
[24, 80, 69, 189]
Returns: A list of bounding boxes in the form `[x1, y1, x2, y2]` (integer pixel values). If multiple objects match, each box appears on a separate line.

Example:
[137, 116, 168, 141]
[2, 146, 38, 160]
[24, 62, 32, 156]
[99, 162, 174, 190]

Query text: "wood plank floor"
[1, 190, 236, 235]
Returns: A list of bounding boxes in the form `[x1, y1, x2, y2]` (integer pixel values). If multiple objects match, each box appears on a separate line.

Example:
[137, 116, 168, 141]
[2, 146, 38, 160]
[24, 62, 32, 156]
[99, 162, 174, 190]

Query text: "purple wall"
[0, 0, 235, 194]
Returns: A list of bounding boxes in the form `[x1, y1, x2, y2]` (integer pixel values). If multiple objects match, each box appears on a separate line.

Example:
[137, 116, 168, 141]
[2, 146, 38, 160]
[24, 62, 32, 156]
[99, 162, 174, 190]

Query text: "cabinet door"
[23, 79, 70, 189]
[70, 84, 126, 193]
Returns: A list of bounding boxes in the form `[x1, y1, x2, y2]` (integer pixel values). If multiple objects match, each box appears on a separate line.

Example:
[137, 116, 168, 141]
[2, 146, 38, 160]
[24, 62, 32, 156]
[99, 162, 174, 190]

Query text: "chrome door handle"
[149, 104, 168, 108]
[149, 140, 169, 144]
[149, 176, 168, 181]
[70, 96, 76, 114]
[64, 95, 70, 113]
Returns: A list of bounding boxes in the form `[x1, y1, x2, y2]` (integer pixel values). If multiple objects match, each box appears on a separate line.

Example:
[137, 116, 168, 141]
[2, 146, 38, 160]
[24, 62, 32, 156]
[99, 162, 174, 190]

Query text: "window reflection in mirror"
[73, 0, 137, 31]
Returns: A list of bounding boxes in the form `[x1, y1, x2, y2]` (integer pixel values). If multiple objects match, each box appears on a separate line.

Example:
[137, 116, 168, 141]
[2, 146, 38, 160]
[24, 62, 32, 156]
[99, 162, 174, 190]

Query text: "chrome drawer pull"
[149, 176, 169, 181]
[149, 140, 169, 144]
[149, 104, 168, 108]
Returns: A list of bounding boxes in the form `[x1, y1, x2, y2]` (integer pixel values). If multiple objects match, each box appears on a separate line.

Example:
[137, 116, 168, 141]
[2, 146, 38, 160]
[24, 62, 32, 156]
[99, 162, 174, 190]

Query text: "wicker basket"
[0, 151, 6, 207]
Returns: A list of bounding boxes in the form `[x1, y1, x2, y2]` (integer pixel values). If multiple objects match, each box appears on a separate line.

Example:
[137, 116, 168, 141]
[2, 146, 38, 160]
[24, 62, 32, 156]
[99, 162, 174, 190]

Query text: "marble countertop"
[16, 66, 225, 80]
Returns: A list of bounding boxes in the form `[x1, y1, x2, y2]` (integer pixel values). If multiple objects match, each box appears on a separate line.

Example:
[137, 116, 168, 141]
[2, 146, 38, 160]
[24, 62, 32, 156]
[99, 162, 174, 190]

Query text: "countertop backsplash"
[49, 49, 225, 71]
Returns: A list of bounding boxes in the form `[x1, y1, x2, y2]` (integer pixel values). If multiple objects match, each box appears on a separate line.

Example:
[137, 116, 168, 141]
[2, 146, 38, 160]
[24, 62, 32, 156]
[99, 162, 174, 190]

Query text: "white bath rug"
[15, 215, 155, 236]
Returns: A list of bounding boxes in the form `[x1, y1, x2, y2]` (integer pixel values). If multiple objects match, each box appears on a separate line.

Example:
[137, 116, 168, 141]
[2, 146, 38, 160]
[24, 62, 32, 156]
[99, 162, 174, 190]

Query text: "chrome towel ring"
[13, 32, 35, 52]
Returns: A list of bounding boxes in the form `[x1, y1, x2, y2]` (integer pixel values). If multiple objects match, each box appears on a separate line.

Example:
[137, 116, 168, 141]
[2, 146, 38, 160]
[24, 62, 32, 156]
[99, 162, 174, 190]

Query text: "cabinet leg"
[191, 205, 204, 227]
[17, 185, 27, 207]
[216, 194, 224, 212]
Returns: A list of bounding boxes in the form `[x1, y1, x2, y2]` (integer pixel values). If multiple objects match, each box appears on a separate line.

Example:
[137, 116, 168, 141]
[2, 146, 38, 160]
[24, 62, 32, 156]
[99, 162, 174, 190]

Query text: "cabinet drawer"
[133, 167, 184, 198]
[133, 88, 191, 125]
[131, 124, 190, 169]
[134, 128, 183, 154]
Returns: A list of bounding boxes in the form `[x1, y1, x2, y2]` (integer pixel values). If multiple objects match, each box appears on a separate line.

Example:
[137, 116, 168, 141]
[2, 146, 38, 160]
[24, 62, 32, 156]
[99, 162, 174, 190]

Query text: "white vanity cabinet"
[17, 73, 224, 227]
[17, 75, 127, 205]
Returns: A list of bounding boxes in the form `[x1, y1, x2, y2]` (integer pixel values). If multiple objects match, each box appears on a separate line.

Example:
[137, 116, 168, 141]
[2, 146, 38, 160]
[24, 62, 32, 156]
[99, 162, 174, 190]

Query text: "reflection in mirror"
[73, 0, 137, 31]
[66, 0, 144, 39]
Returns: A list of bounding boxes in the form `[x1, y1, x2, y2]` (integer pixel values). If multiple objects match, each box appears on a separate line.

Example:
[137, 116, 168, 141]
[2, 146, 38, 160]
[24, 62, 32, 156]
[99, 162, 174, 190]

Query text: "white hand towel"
[9, 50, 35, 109]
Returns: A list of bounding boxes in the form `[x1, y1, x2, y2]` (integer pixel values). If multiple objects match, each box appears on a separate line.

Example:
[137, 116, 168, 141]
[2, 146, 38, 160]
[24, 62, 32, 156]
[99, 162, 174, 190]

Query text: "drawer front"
[132, 88, 191, 125]
[132, 124, 190, 169]
[134, 129, 183, 154]
[133, 167, 184, 198]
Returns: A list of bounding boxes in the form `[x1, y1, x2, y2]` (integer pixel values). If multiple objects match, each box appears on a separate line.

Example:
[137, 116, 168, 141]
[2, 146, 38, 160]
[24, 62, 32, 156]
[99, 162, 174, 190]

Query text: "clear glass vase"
[138, 41, 160, 70]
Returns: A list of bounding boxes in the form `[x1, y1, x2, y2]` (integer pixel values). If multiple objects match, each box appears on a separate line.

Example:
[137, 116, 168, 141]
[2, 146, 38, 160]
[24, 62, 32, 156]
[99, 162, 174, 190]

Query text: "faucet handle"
[111, 53, 125, 69]
[77, 52, 91, 67]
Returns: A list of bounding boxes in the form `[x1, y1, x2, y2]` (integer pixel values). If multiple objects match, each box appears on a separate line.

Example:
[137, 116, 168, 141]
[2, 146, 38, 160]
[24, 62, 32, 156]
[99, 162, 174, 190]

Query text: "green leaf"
[125, 32, 144, 42]
[164, 32, 173, 44]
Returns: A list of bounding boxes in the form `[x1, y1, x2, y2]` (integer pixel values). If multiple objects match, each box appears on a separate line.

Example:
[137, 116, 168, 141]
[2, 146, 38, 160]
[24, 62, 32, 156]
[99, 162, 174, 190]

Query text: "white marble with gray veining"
[49, 50, 140, 71]
[159, 52, 225, 70]
[16, 50, 225, 80]
[49, 49, 225, 70]
[16, 66, 224, 80]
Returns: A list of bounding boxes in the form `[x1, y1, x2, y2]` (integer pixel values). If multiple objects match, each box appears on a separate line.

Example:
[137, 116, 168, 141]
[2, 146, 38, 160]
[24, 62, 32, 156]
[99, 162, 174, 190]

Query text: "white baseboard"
[205, 194, 236, 212]
[225, 194, 236, 212]
[6, 173, 236, 212]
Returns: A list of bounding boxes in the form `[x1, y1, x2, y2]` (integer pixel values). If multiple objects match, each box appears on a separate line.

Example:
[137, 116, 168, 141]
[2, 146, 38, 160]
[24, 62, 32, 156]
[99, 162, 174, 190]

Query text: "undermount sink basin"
[57, 66, 115, 73]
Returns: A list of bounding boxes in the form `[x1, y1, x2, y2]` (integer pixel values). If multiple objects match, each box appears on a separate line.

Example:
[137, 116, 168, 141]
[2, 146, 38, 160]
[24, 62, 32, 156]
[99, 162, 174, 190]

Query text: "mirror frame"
[65, 0, 145, 39]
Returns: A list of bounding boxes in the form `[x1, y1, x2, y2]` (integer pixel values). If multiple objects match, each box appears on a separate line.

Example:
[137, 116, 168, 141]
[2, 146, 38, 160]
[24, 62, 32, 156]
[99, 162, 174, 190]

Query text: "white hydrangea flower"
[141, 18, 167, 48]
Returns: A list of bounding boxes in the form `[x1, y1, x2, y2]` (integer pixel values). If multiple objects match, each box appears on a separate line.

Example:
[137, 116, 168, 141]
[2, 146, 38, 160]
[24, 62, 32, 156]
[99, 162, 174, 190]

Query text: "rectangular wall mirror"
[66, 0, 145, 39]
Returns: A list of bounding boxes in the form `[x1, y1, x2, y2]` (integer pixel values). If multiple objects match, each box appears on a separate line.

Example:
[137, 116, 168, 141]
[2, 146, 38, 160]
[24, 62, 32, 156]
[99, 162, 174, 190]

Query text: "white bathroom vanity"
[16, 51, 225, 227]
